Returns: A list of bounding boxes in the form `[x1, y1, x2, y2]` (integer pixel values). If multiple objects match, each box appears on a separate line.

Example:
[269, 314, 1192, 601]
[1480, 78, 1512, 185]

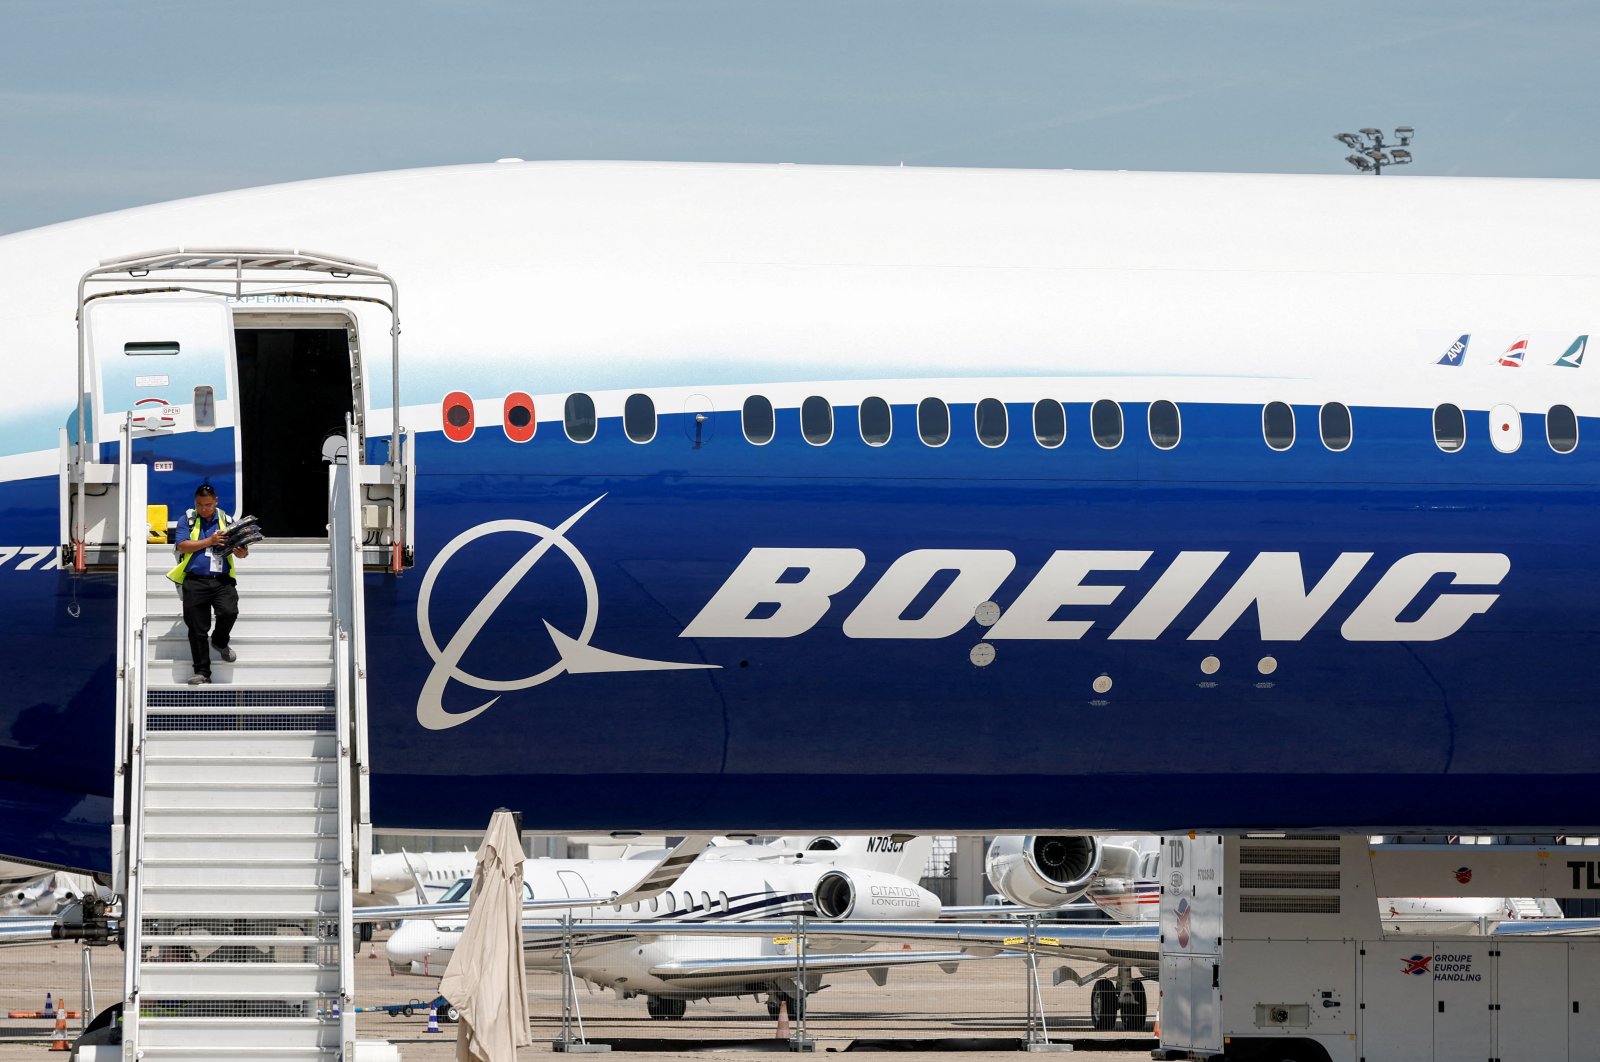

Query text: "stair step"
[131, 1051, 339, 1061]
[148, 635, 335, 663]
[146, 542, 332, 566]
[142, 835, 341, 860]
[141, 808, 341, 836]
[132, 1020, 339, 1053]
[146, 614, 336, 638]
[142, 865, 340, 890]
[146, 760, 338, 786]
[146, 572, 333, 594]
[140, 964, 341, 996]
[140, 933, 335, 949]
[145, 658, 336, 686]
[146, 589, 334, 615]
[143, 732, 337, 757]
[144, 783, 338, 811]
[141, 885, 341, 916]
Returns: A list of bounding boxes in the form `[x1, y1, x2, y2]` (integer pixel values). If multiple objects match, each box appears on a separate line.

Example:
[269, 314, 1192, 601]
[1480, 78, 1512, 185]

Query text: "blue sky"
[2, 0, 1595, 234]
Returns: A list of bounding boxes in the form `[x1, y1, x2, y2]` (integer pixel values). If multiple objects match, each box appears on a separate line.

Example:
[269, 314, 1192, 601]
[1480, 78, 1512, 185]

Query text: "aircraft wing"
[649, 949, 988, 982]
[1493, 918, 1600, 937]
[519, 919, 1159, 970]
[355, 833, 715, 923]
[938, 903, 1099, 919]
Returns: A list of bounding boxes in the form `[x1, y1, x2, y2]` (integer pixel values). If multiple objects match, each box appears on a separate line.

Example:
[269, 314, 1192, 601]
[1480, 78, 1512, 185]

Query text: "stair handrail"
[344, 417, 374, 894]
[114, 411, 152, 1050]
[120, 613, 149, 1052]
[333, 624, 355, 1052]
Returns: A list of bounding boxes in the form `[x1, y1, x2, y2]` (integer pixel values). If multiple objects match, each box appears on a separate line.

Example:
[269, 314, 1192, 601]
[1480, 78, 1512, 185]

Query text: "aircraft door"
[557, 870, 591, 900]
[84, 298, 239, 522]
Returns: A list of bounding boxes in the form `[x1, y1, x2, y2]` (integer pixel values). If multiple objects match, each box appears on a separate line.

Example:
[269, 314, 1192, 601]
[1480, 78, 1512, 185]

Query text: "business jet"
[381, 834, 945, 1019]
[366, 833, 932, 906]
[1, 161, 1598, 878]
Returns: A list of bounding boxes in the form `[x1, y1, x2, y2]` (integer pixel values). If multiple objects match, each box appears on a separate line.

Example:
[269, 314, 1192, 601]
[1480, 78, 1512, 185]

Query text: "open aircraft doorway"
[234, 319, 356, 537]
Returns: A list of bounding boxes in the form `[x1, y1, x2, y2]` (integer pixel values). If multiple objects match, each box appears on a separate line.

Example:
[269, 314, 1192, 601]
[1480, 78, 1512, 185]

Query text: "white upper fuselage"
[3, 161, 1597, 479]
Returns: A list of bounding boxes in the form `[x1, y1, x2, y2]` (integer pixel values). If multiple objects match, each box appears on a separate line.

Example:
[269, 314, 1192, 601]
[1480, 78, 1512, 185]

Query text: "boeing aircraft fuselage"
[0, 161, 1595, 870]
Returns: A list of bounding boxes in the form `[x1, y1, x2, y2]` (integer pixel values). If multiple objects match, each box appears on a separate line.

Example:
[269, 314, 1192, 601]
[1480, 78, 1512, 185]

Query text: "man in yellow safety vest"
[167, 483, 250, 685]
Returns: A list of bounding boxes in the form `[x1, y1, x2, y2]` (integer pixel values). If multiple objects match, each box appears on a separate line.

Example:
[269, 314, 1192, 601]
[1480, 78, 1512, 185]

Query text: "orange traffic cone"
[48, 997, 68, 1052]
[775, 997, 790, 1040]
[1152, 1010, 1160, 1038]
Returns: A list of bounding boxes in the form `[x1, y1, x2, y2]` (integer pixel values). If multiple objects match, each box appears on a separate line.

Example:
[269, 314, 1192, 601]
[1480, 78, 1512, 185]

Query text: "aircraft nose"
[384, 921, 439, 965]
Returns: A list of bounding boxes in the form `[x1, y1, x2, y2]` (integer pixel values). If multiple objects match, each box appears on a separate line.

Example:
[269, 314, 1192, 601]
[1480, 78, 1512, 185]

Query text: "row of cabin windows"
[539, 394, 1581, 454]
[610, 890, 730, 915]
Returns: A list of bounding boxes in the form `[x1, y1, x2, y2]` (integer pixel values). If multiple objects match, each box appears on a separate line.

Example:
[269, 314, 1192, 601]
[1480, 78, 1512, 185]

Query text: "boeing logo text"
[682, 549, 1511, 643]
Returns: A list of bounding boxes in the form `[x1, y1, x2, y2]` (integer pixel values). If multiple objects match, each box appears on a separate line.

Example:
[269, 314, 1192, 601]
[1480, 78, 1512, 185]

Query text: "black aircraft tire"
[1090, 979, 1119, 1031]
[1121, 980, 1148, 1032]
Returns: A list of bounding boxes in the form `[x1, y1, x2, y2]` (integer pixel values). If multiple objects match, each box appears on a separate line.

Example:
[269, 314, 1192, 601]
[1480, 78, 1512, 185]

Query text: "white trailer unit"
[1157, 835, 1600, 1062]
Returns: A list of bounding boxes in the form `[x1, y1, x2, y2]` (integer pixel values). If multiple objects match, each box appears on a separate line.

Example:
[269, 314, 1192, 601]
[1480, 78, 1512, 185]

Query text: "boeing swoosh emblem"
[416, 496, 717, 730]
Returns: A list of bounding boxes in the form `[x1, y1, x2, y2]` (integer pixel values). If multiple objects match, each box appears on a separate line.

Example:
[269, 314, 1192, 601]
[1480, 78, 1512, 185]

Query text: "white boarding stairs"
[124, 530, 359, 1059]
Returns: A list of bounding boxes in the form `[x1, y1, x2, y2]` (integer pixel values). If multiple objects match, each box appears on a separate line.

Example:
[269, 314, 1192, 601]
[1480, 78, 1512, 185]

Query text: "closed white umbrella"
[439, 809, 530, 1061]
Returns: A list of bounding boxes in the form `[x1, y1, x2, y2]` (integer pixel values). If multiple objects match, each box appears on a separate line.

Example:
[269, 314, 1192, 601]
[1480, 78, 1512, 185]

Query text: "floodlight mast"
[1332, 126, 1414, 175]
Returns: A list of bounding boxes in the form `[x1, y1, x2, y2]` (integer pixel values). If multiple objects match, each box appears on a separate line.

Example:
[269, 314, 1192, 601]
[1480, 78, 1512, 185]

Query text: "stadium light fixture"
[1335, 126, 1416, 175]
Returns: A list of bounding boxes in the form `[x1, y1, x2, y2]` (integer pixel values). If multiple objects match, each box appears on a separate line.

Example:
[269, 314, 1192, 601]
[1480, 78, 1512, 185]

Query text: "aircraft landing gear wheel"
[647, 996, 686, 1020]
[1090, 978, 1120, 1031]
[1120, 980, 1148, 1032]
[767, 992, 805, 1020]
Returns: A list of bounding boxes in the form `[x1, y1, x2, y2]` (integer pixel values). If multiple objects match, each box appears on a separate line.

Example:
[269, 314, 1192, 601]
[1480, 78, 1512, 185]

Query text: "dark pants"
[181, 575, 238, 676]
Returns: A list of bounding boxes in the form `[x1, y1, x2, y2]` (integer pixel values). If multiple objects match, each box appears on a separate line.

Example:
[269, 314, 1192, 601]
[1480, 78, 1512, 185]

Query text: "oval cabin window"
[1548, 404, 1579, 454]
[976, 398, 1008, 448]
[801, 395, 833, 445]
[624, 393, 656, 444]
[742, 395, 774, 445]
[1433, 403, 1466, 453]
[1033, 399, 1065, 448]
[1319, 402, 1352, 452]
[918, 398, 950, 446]
[564, 393, 597, 443]
[1148, 400, 1180, 450]
[859, 396, 892, 446]
[1263, 401, 1295, 451]
[1091, 400, 1123, 449]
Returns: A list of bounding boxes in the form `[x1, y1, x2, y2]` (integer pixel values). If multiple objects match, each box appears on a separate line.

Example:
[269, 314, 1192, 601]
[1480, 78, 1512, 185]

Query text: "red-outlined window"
[442, 391, 475, 443]
[503, 392, 536, 443]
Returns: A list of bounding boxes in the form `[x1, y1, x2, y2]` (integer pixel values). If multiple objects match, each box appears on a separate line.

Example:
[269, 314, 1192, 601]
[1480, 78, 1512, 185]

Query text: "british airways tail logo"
[1499, 335, 1528, 367]
[1437, 334, 1469, 366]
[415, 496, 717, 731]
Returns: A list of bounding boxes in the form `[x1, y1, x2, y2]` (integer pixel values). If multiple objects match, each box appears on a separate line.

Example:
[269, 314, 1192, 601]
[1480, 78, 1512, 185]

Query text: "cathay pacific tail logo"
[1556, 335, 1587, 368]
[415, 496, 716, 731]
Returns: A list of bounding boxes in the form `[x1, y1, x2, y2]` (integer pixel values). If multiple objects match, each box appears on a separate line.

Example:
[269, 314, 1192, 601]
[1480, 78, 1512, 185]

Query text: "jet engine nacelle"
[811, 869, 942, 920]
[985, 835, 1102, 907]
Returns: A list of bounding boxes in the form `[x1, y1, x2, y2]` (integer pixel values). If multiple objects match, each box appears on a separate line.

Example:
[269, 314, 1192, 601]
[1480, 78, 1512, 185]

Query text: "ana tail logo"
[1556, 335, 1587, 368]
[1499, 335, 1528, 367]
[1437, 335, 1469, 366]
